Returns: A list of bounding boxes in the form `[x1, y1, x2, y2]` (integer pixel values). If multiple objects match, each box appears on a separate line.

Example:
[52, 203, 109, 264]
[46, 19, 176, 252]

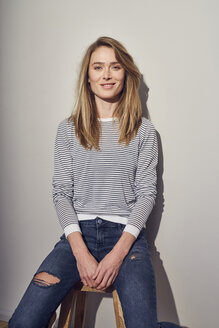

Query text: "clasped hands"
[76, 248, 125, 291]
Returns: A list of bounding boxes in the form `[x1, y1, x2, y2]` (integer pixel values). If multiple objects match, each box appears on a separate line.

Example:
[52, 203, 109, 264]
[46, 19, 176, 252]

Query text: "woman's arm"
[123, 119, 158, 238]
[52, 120, 99, 287]
[52, 119, 81, 234]
[67, 232, 99, 287]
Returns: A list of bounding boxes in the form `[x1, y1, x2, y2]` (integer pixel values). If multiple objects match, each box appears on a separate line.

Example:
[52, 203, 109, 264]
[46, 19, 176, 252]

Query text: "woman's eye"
[94, 66, 102, 70]
[113, 66, 121, 70]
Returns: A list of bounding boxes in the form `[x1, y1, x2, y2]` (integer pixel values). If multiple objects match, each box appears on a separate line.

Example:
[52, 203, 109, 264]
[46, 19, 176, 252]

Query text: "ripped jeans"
[8, 218, 181, 328]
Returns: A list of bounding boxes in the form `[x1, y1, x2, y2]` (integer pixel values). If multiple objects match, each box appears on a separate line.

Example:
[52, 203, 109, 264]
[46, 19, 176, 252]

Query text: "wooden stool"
[57, 282, 126, 328]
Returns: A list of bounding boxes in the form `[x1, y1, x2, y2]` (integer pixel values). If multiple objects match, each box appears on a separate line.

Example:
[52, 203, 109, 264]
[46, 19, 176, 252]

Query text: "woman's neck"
[95, 97, 119, 119]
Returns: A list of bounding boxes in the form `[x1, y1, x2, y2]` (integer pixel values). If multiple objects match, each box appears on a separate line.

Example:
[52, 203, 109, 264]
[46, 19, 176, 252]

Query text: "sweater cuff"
[123, 224, 140, 239]
[64, 224, 82, 238]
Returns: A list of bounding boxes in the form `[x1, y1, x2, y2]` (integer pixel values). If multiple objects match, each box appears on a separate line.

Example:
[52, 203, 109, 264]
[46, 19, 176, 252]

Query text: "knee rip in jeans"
[33, 272, 60, 287]
[129, 252, 142, 260]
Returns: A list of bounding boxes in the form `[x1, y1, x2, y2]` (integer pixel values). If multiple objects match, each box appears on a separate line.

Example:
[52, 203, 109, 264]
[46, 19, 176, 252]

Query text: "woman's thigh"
[114, 228, 158, 328]
[8, 234, 81, 328]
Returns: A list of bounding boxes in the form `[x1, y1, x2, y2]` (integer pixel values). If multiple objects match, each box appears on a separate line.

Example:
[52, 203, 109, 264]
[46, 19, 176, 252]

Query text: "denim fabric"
[8, 218, 181, 328]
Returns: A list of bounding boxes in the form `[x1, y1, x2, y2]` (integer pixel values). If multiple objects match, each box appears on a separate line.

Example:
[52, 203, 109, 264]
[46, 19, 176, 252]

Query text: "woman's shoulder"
[139, 117, 156, 136]
[56, 117, 76, 145]
[57, 117, 75, 134]
[57, 117, 74, 130]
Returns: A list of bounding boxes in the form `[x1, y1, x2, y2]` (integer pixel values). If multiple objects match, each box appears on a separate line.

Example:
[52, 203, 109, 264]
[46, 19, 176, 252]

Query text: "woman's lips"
[100, 83, 116, 89]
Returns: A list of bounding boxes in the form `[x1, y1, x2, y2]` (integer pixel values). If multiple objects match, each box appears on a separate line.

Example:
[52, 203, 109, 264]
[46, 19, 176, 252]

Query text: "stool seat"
[57, 281, 125, 328]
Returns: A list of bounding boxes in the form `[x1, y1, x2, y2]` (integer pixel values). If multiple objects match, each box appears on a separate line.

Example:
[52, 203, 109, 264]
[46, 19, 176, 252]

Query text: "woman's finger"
[96, 270, 112, 289]
[81, 278, 88, 286]
[93, 266, 105, 284]
[106, 272, 117, 288]
[86, 277, 95, 288]
[92, 263, 102, 280]
[111, 272, 118, 285]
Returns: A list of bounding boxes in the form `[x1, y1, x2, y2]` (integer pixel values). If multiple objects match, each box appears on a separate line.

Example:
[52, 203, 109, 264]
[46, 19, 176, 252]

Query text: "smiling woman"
[73, 36, 142, 151]
[88, 46, 125, 109]
[8, 37, 181, 328]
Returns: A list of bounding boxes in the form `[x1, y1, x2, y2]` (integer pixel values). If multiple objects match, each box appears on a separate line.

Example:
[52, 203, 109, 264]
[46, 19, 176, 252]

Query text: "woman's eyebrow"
[91, 61, 121, 66]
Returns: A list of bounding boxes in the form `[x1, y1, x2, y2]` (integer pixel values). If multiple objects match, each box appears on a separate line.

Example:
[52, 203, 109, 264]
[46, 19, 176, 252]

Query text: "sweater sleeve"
[52, 119, 82, 237]
[123, 120, 158, 238]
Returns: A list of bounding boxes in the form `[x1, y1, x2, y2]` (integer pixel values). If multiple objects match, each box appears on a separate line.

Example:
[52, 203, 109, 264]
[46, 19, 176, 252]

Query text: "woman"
[9, 37, 181, 328]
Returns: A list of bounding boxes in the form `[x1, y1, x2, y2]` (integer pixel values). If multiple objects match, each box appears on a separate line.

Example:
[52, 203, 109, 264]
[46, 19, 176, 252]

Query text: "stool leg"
[48, 311, 57, 328]
[58, 288, 77, 328]
[74, 291, 87, 328]
[112, 290, 126, 328]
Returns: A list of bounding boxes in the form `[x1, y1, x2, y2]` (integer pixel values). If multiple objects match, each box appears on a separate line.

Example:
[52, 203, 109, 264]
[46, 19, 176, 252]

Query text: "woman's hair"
[68, 36, 142, 150]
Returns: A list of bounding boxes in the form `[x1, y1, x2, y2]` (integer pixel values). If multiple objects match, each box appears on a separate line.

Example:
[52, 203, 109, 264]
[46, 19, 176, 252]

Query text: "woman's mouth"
[100, 83, 116, 89]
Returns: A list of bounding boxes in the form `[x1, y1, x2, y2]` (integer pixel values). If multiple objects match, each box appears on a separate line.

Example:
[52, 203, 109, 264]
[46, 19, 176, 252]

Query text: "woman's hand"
[68, 231, 135, 290]
[67, 231, 99, 288]
[92, 231, 136, 290]
[76, 251, 99, 288]
[92, 249, 125, 290]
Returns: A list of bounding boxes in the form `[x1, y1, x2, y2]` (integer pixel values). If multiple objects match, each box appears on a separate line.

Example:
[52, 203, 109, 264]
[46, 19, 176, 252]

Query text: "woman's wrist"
[67, 231, 90, 259]
[112, 231, 136, 258]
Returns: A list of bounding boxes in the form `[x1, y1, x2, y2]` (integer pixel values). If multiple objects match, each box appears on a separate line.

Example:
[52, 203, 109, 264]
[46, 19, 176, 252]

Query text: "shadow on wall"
[139, 75, 189, 328]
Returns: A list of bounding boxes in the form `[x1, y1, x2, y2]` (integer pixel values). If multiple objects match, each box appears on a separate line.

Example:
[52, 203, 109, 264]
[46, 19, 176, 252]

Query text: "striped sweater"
[52, 117, 158, 238]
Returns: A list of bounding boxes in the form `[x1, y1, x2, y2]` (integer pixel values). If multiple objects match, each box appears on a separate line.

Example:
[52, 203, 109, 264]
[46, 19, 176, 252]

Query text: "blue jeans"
[8, 218, 181, 328]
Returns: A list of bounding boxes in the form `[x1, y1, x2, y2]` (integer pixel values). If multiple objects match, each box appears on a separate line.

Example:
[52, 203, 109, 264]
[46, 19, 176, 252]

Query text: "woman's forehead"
[89, 46, 118, 64]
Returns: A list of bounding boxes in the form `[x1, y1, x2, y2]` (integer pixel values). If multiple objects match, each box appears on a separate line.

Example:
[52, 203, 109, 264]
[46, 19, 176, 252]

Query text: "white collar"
[98, 117, 117, 122]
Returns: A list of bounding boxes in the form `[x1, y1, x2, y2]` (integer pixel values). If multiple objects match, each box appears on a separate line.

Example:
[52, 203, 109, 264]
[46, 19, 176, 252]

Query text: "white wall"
[0, 1, 218, 327]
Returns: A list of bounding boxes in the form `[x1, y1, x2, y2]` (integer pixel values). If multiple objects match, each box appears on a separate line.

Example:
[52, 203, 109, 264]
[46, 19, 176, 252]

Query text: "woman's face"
[88, 46, 125, 103]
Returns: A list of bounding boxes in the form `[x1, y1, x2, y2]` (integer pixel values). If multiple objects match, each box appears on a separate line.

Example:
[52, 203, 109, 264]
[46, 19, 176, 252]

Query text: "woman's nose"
[103, 67, 111, 80]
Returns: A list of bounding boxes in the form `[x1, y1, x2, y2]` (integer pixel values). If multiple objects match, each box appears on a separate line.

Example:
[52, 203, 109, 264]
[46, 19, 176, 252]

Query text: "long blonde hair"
[68, 36, 142, 150]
